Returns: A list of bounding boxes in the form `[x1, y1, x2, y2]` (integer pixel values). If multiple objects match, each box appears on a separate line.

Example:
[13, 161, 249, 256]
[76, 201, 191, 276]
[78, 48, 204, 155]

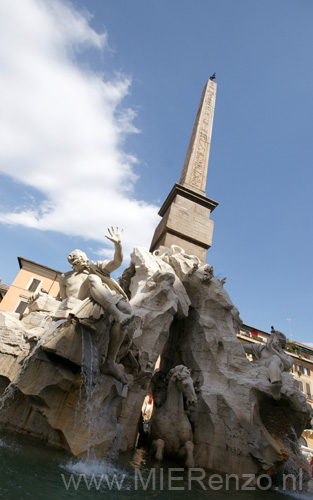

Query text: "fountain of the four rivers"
[0, 78, 312, 499]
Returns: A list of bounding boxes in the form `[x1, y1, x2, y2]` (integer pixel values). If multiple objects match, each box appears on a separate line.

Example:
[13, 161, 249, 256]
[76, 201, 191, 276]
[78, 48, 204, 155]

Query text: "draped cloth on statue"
[70, 263, 128, 321]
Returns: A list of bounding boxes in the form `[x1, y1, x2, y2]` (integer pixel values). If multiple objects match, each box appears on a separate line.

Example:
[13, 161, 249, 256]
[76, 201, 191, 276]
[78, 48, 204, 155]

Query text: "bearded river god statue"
[58, 227, 134, 384]
[0, 243, 311, 488]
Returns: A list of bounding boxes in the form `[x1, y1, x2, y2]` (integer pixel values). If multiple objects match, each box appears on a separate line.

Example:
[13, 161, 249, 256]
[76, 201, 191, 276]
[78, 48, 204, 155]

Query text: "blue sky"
[0, 0, 312, 344]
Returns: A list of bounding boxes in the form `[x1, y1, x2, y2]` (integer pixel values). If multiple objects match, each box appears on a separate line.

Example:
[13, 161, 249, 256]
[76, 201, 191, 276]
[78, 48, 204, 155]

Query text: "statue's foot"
[118, 312, 135, 328]
[271, 380, 282, 401]
[271, 379, 282, 385]
[101, 360, 127, 385]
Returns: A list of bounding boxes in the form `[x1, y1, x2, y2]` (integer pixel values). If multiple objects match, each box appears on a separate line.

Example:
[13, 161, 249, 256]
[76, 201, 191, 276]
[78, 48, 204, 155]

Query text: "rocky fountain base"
[0, 246, 311, 487]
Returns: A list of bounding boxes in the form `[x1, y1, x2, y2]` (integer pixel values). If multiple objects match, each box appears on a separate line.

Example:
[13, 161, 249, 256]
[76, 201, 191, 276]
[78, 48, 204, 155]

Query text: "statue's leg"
[266, 355, 282, 400]
[154, 438, 165, 461]
[266, 355, 282, 384]
[87, 276, 133, 325]
[184, 440, 195, 468]
[115, 299, 134, 326]
[101, 321, 127, 384]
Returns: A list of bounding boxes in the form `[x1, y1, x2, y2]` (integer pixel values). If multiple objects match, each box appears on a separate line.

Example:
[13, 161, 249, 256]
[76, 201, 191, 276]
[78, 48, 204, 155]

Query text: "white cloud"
[0, 0, 159, 257]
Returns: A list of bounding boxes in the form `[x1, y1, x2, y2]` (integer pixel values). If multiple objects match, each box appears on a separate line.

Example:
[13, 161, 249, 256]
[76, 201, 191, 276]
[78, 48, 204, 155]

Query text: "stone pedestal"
[150, 183, 218, 261]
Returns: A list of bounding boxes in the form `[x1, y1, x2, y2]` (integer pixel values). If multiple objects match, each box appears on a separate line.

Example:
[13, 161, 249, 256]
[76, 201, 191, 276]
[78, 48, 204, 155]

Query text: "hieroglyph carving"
[180, 81, 216, 192]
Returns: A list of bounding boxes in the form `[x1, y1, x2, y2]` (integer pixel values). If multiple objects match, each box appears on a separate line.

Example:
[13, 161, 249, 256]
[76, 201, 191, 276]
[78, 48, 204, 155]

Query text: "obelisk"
[150, 78, 218, 262]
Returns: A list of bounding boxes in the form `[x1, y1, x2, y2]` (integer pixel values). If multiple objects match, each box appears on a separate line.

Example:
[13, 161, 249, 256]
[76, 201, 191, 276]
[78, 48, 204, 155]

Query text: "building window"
[15, 300, 28, 316]
[298, 381, 304, 392]
[27, 278, 41, 293]
[306, 383, 311, 399]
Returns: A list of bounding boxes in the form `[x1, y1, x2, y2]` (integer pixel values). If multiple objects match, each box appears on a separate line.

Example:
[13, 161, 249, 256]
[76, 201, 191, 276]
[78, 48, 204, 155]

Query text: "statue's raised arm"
[96, 227, 124, 274]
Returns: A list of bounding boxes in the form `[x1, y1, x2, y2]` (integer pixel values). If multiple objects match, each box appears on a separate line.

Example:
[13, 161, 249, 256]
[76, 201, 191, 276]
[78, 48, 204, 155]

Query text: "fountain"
[0, 78, 311, 492]
[0, 239, 311, 490]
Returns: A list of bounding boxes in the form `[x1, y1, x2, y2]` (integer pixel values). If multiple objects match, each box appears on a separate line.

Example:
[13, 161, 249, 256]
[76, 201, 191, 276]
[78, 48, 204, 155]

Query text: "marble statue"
[59, 227, 134, 383]
[244, 327, 293, 399]
[150, 365, 197, 468]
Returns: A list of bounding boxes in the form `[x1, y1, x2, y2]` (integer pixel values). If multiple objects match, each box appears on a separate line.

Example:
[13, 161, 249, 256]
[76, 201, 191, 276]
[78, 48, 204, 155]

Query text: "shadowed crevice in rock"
[45, 351, 81, 374]
[0, 375, 10, 396]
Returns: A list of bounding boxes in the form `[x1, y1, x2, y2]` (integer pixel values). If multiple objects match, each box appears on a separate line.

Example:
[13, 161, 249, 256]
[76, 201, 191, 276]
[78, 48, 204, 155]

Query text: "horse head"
[168, 365, 197, 407]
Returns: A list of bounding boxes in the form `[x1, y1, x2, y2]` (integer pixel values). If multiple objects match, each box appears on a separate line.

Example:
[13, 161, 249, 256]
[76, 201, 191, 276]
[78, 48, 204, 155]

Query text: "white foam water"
[61, 457, 129, 478]
[60, 457, 131, 493]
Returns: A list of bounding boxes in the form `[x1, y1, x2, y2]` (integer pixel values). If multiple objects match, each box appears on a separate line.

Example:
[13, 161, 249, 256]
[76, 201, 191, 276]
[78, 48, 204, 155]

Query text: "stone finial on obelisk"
[150, 78, 219, 262]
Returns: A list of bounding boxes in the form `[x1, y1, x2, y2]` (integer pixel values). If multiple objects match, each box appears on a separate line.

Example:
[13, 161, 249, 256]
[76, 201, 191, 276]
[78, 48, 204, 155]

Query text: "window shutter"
[28, 278, 41, 292]
[306, 383, 311, 399]
[15, 301, 28, 315]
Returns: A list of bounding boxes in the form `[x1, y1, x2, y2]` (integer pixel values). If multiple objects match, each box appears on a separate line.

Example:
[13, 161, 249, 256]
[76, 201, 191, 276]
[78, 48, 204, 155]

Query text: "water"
[0, 432, 312, 500]
[73, 326, 99, 458]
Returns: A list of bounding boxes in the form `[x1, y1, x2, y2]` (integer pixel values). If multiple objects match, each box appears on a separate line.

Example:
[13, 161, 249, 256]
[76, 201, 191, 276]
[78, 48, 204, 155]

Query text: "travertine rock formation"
[0, 245, 311, 486]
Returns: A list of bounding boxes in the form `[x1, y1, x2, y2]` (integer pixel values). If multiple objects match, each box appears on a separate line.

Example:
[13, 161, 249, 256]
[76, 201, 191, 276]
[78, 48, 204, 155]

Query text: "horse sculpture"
[150, 365, 197, 467]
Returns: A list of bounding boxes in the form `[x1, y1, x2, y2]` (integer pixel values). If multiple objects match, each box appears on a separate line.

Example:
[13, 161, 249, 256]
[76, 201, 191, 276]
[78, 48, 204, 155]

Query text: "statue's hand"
[105, 226, 123, 244]
[28, 292, 40, 305]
